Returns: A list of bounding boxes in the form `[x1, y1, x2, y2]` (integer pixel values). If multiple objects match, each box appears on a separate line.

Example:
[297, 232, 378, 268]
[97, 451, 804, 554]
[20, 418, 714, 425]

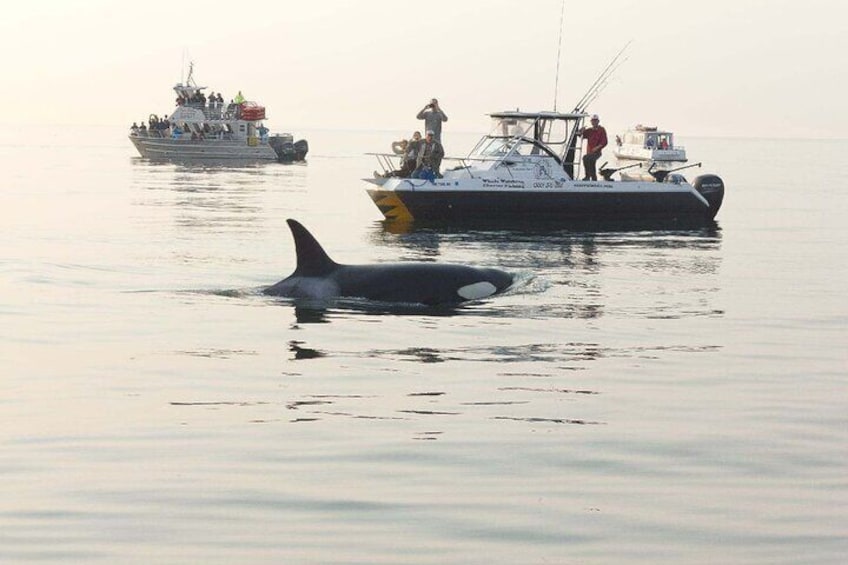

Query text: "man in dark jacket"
[412, 130, 444, 180]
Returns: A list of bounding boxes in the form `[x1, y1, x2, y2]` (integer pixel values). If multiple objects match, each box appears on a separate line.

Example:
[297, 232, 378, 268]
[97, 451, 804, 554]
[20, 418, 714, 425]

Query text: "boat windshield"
[469, 136, 560, 162]
[488, 116, 536, 139]
[468, 115, 574, 163]
[468, 117, 540, 159]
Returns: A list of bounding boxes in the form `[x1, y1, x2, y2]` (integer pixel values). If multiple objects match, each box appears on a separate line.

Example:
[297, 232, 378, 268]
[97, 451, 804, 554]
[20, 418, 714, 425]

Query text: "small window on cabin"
[540, 120, 568, 145]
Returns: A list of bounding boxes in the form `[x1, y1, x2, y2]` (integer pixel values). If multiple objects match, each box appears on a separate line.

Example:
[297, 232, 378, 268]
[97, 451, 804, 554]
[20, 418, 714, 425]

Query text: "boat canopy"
[173, 82, 208, 100]
[169, 105, 206, 124]
[468, 110, 588, 172]
[622, 127, 674, 149]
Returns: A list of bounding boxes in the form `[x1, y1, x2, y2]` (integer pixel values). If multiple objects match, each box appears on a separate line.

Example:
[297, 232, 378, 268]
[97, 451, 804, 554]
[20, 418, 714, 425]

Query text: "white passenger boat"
[128, 64, 307, 163]
[613, 125, 686, 163]
[364, 111, 724, 225]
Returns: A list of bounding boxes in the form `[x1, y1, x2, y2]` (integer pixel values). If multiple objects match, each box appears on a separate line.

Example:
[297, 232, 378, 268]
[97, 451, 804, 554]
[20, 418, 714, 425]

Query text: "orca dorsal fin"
[287, 219, 338, 277]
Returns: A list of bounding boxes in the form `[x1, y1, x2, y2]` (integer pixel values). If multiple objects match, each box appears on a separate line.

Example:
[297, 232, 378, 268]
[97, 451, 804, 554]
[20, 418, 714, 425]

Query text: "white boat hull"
[613, 146, 687, 162]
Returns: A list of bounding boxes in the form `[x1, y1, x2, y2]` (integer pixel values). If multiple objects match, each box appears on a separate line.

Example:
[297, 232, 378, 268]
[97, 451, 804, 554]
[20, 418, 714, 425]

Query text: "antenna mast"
[552, 0, 566, 112]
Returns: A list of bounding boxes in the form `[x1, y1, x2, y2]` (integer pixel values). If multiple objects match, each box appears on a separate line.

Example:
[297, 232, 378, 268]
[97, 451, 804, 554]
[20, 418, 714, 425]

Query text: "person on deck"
[376, 131, 423, 178]
[579, 114, 607, 181]
[412, 130, 444, 180]
[416, 99, 448, 143]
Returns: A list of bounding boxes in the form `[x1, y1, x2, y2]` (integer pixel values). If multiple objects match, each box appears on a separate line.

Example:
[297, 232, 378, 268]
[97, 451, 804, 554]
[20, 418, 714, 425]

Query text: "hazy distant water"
[1, 125, 846, 564]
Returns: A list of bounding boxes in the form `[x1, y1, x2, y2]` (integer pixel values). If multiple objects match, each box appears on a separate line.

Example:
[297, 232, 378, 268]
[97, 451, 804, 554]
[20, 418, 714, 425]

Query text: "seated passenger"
[376, 131, 422, 178]
[412, 130, 444, 180]
[391, 138, 408, 157]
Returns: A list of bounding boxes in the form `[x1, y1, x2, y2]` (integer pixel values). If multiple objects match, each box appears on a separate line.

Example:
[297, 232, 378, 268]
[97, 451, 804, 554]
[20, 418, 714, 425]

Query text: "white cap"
[426, 130, 435, 135]
[591, 114, 599, 120]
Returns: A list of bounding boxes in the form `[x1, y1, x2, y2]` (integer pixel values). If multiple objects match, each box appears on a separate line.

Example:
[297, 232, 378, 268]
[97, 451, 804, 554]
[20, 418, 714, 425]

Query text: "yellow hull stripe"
[368, 190, 414, 222]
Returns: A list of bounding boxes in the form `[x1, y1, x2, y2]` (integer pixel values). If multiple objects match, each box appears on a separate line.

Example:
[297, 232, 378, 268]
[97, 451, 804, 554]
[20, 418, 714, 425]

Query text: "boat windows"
[624, 132, 643, 146]
[536, 119, 568, 145]
[472, 137, 515, 157]
[469, 136, 561, 164]
[489, 117, 535, 139]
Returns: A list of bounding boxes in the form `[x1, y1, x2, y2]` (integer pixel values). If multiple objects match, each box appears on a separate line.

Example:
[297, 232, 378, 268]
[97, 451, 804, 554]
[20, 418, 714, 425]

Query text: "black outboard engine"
[693, 174, 725, 219]
[293, 139, 309, 161]
[269, 136, 295, 162]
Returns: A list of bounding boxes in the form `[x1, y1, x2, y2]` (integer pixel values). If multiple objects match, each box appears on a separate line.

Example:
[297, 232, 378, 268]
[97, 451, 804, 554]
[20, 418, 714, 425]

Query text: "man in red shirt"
[580, 114, 608, 181]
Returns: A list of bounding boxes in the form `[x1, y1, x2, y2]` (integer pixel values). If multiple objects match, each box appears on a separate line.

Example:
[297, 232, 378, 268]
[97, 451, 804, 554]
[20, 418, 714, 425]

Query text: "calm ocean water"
[1, 125, 846, 564]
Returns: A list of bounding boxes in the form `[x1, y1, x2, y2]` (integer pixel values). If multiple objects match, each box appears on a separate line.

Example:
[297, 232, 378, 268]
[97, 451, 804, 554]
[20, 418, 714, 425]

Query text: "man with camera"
[416, 98, 448, 143]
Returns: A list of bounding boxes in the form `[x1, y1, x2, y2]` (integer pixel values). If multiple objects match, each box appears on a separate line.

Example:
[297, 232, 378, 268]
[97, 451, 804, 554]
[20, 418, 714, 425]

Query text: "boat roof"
[489, 110, 587, 121]
[627, 125, 673, 134]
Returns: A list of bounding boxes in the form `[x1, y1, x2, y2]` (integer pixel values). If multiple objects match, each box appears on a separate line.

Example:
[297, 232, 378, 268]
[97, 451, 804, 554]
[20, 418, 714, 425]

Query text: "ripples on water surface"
[1, 127, 846, 563]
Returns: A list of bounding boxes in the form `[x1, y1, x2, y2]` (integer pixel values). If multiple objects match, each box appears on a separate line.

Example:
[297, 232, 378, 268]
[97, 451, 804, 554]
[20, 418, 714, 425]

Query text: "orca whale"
[263, 219, 513, 305]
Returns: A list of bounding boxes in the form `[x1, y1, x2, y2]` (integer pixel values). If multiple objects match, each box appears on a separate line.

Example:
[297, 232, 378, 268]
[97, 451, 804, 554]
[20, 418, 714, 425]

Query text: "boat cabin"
[468, 111, 589, 179]
[621, 125, 674, 150]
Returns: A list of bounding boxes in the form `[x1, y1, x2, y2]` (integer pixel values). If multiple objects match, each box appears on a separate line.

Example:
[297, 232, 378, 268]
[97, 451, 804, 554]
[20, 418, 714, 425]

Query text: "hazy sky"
[1, 0, 844, 139]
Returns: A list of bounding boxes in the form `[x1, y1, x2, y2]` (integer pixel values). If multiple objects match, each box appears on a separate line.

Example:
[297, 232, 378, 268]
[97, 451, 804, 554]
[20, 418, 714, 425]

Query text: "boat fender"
[693, 174, 725, 217]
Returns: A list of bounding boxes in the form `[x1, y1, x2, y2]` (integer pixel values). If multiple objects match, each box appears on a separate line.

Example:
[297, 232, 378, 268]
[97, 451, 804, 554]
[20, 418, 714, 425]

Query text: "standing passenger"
[416, 98, 448, 143]
[579, 114, 607, 181]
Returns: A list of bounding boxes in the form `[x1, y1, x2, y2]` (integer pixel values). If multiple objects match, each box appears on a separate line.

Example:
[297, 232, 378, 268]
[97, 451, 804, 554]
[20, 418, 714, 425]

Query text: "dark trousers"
[385, 159, 416, 178]
[582, 151, 601, 181]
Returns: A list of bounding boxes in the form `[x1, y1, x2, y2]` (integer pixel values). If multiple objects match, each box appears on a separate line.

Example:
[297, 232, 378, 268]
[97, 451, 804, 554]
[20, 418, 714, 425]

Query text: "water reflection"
[366, 220, 723, 321]
[288, 340, 325, 360]
[369, 220, 722, 261]
[284, 298, 465, 323]
[130, 157, 307, 232]
[130, 155, 308, 172]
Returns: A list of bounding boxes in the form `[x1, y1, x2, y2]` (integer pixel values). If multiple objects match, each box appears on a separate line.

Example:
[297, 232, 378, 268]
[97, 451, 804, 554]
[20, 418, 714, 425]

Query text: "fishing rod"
[573, 41, 630, 111]
[581, 55, 629, 110]
[573, 40, 632, 112]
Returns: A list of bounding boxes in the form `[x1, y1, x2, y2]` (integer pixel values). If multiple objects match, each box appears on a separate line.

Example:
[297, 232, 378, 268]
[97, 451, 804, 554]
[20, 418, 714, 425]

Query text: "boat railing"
[366, 152, 403, 175]
[171, 101, 246, 121]
[368, 153, 481, 179]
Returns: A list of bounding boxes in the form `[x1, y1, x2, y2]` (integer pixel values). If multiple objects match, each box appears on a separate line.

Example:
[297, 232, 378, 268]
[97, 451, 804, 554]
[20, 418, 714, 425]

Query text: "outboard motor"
[693, 174, 725, 219]
[293, 139, 309, 161]
[269, 136, 296, 162]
